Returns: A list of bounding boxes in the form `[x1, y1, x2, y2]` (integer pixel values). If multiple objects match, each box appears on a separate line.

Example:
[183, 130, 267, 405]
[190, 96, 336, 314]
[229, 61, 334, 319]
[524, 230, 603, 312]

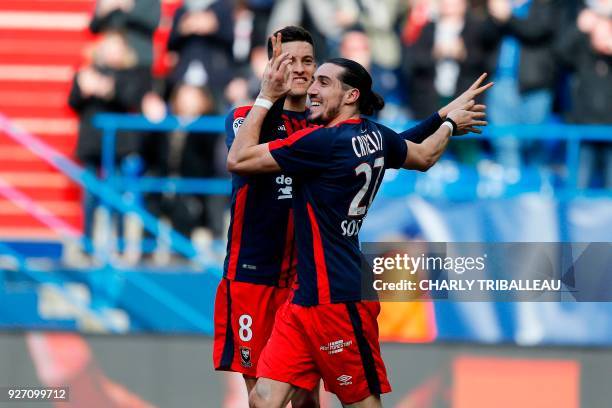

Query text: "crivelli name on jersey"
[351, 130, 383, 158]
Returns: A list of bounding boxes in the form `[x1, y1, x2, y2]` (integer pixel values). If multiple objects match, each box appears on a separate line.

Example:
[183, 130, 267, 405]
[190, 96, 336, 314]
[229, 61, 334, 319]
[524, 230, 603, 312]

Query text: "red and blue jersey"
[269, 118, 408, 305]
[223, 104, 310, 287]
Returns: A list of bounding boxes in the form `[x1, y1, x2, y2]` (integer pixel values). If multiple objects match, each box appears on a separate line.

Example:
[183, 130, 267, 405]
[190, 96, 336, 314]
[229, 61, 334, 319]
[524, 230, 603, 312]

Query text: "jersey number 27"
[348, 157, 385, 217]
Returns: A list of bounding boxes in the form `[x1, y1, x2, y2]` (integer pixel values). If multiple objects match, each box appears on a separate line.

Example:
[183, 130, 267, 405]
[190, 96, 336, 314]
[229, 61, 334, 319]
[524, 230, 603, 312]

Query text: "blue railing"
[95, 113, 612, 197]
[0, 114, 220, 333]
[0, 113, 209, 265]
[93, 114, 229, 194]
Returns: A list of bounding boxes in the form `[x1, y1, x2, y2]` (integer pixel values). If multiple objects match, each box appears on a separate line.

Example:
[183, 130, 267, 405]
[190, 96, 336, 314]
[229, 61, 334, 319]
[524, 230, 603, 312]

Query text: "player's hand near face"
[227, 33, 291, 175]
[438, 73, 493, 120]
[260, 33, 293, 102]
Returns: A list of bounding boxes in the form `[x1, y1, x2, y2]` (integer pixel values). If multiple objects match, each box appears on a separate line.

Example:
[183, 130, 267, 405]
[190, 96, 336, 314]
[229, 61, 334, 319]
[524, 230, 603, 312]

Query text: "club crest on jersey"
[240, 346, 252, 368]
[233, 117, 244, 135]
[276, 175, 292, 200]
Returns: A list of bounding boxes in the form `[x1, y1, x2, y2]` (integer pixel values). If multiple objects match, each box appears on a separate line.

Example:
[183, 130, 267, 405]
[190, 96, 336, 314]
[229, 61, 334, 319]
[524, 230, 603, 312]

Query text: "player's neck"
[326, 111, 360, 127]
[283, 94, 307, 112]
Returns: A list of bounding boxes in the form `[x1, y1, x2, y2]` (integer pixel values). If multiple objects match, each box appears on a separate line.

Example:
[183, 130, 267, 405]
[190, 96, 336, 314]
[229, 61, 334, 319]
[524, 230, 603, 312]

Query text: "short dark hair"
[326, 57, 385, 116]
[267, 26, 314, 59]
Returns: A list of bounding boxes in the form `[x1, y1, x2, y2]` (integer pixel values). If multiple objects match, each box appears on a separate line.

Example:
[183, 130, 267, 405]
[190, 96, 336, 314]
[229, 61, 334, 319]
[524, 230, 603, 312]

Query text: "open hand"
[259, 33, 292, 102]
[440, 73, 493, 118]
[447, 100, 488, 135]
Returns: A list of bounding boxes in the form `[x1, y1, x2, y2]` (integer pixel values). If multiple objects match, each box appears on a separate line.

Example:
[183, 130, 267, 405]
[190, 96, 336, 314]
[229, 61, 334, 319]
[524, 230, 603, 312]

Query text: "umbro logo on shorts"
[337, 375, 353, 386]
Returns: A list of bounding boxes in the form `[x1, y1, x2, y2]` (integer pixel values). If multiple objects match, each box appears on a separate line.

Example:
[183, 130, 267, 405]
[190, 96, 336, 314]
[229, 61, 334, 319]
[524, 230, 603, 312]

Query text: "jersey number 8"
[238, 314, 253, 341]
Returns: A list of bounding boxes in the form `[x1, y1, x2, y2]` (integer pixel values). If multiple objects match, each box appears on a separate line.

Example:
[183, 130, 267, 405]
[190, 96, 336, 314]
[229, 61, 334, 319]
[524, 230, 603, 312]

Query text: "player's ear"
[344, 88, 360, 106]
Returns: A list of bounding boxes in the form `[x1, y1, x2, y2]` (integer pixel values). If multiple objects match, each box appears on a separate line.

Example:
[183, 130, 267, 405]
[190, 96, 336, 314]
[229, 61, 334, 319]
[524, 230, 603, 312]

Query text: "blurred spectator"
[555, 4, 612, 187]
[90, 0, 160, 67]
[224, 45, 269, 107]
[339, 30, 405, 120]
[350, 0, 408, 119]
[154, 81, 228, 240]
[141, 90, 167, 123]
[340, 30, 372, 72]
[401, 0, 434, 47]
[68, 32, 152, 249]
[485, 0, 563, 169]
[401, 0, 496, 163]
[138, 91, 168, 231]
[267, 0, 359, 61]
[167, 0, 234, 105]
[245, 0, 276, 49]
[354, 0, 406, 72]
[224, 76, 253, 107]
[402, 0, 496, 119]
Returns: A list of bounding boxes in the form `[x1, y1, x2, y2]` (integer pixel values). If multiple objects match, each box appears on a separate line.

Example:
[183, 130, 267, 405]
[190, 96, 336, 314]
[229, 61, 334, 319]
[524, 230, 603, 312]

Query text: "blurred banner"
[1, 332, 611, 408]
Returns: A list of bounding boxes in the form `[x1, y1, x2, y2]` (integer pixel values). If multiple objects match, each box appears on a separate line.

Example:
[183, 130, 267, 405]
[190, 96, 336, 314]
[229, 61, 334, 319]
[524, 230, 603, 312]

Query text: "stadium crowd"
[69, 0, 611, 247]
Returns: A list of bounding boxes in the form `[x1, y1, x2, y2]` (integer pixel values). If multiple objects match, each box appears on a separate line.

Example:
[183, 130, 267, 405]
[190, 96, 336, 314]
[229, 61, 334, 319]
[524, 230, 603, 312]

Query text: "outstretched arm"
[398, 112, 443, 144]
[226, 33, 291, 175]
[436, 73, 492, 134]
[403, 102, 488, 171]
[399, 73, 493, 143]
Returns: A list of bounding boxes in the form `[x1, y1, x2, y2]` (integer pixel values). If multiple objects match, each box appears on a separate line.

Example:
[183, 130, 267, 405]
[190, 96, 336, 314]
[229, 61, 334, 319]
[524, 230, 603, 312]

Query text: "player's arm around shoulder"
[227, 143, 280, 175]
[226, 103, 282, 175]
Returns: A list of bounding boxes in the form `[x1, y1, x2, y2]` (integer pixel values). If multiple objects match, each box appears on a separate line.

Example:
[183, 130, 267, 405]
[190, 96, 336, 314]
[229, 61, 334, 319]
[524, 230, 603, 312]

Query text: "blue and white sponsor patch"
[233, 117, 244, 136]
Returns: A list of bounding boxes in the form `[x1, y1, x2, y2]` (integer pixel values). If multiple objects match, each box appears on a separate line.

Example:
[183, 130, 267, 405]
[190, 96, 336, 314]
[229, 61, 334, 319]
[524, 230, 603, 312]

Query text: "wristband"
[442, 121, 454, 135]
[444, 118, 458, 135]
[254, 97, 274, 110]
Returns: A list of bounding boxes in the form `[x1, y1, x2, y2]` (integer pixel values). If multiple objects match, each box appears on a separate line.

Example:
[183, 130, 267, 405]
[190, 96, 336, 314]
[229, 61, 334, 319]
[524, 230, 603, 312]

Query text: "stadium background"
[0, 0, 610, 406]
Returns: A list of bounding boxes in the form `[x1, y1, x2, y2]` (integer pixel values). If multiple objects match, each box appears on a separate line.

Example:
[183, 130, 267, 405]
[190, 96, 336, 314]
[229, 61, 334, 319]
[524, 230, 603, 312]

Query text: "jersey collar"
[327, 117, 362, 127]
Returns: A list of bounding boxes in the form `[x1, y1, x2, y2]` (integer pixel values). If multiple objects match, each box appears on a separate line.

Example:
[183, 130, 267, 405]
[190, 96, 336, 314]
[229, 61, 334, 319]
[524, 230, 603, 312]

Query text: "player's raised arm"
[399, 73, 493, 143]
[226, 33, 292, 175]
[402, 101, 488, 171]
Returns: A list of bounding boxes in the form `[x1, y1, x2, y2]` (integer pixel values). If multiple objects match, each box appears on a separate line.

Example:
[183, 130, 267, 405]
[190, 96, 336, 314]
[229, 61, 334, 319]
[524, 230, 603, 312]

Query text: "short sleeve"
[225, 106, 251, 150]
[268, 125, 332, 175]
[379, 125, 408, 169]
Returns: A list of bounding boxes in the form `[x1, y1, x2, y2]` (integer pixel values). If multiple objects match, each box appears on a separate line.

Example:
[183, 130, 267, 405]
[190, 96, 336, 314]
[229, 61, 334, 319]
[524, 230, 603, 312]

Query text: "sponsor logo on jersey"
[337, 375, 353, 386]
[240, 346, 252, 368]
[276, 175, 293, 200]
[233, 117, 244, 135]
[320, 339, 353, 355]
[341, 219, 363, 237]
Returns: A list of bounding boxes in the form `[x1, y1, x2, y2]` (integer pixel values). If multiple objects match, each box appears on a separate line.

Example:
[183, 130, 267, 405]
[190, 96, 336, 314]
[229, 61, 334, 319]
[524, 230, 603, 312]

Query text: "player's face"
[307, 63, 349, 124]
[281, 41, 316, 97]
